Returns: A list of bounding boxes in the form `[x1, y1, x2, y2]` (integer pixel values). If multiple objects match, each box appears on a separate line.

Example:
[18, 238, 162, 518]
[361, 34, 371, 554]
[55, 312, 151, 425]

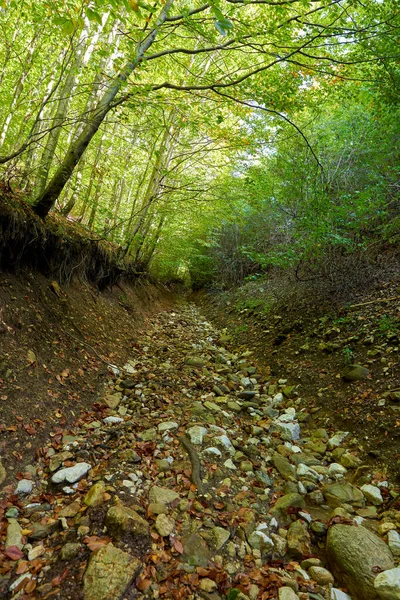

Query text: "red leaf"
[173, 539, 184, 554]
[5, 546, 23, 560]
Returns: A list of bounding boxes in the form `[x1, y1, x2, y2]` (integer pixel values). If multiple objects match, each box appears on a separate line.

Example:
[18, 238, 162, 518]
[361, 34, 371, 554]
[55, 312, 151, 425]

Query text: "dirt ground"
[0, 269, 173, 483]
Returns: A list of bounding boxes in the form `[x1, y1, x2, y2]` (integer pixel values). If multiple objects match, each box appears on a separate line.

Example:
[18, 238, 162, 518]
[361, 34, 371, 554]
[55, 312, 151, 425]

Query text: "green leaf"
[214, 18, 233, 36]
[61, 19, 75, 35]
[86, 8, 103, 24]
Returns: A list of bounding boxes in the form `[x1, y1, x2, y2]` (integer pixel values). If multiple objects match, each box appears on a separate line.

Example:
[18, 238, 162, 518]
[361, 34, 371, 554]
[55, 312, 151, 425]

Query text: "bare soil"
[0, 269, 173, 483]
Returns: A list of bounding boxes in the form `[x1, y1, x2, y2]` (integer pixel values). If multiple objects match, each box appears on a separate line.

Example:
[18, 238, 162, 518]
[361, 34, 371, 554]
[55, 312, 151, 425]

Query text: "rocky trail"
[1, 302, 400, 600]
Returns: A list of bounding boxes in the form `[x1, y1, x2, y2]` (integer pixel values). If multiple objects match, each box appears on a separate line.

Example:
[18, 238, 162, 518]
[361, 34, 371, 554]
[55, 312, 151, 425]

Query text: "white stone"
[374, 567, 400, 599]
[388, 530, 400, 557]
[158, 421, 179, 432]
[331, 589, 353, 600]
[204, 447, 222, 457]
[15, 479, 33, 495]
[272, 420, 300, 441]
[297, 463, 321, 481]
[187, 425, 207, 445]
[327, 431, 349, 450]
[224, 459, 237, 470]
[51, 462, 91, 484]
[248, 530, 274, 551]
[273, 393, 284, 404]
[215, 434, 235, 454]
[361, 484, 384, 505]
[328, 463, 347, 479]
[103, 416, 123, 424]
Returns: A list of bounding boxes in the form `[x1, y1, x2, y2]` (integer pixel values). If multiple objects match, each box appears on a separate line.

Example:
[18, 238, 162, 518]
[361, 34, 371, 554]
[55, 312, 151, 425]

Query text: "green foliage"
[0, 0, 398, 282]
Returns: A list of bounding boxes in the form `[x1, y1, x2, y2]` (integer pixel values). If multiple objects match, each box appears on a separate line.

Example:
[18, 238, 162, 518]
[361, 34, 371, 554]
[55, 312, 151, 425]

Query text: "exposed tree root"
[178, 434, 206, 496]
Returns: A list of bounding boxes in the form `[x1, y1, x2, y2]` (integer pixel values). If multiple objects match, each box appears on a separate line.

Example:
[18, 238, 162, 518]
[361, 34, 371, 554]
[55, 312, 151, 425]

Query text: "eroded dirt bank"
[1, 300, 399, 600]
[0, 269, 173, 481]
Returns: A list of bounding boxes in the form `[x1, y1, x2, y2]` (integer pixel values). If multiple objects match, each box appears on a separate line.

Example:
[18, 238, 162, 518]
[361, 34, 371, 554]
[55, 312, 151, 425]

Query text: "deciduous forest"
[0, 1, 400, 599]
[0, 0, 398, 284]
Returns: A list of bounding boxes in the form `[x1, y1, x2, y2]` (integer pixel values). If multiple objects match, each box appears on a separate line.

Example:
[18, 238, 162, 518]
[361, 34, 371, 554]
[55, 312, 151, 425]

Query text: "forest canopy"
[0, 0, 399, 284]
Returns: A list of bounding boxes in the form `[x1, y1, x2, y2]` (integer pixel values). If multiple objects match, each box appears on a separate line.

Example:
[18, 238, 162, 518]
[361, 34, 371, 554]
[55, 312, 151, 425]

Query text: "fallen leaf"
[173, 539, 184, 554]
[83, 536, 111, 551]
[5, 546, 23, 560]
[136, 577, 152, 591]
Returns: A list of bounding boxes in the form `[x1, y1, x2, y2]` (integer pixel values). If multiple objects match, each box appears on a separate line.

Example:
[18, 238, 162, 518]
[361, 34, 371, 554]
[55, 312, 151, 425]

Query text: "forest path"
[1, 302, 399, 600]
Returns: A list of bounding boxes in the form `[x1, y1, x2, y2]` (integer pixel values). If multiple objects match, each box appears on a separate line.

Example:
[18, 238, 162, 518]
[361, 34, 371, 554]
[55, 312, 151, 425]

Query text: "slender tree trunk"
[32, 0, 174, 219]
[35, 22, 90, 197]
[0, 33, 38, 147]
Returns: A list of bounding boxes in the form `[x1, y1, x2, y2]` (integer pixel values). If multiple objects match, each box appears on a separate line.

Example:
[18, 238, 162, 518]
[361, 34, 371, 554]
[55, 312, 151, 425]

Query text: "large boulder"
[326, 524, 394, 600]
[83, 543, 141, 600]
[323, 482, 365, 508]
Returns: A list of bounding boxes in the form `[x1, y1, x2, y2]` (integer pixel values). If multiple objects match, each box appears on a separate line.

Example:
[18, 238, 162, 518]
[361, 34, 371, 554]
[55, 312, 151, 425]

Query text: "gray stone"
[83, 543, 141, 600]
[361, 484, 383, 506]
[323, 482, 365, 508]
[326, 524, 394, 600]
[49, 451, 73, 472]
[155, 514, 175, 537]
[103, 393, 122, 409]
[309, 566, 334, 585]
[388, 530, 400, 557]
[187, 426, 207, 445]
[158, 421, 179, 432]
[374, 568, 400, 600]
[105, 505, 149, 539]
[15, 479, 33, 495]
[248, 530, 274, 552]
[182, 533, 210, 567]
[52, 462, 91, 484]
[328, 431, 349, 450]
[204, 447, 222, 457]
[213, 527, 230, 549]
[331, 590, 352, 600]
[271, 420, 301, 441]
[149, 486, 179, 506]
[272, 453, 297, 482]
[61, 542, 81, 560]
[287, 520, 311, 558]
[6, 519, 23, 549]
[27, 522, 55, 540]
[271, 494, 306, 520]
[278, 588, 299, 600]
[341, 364, 369, 382]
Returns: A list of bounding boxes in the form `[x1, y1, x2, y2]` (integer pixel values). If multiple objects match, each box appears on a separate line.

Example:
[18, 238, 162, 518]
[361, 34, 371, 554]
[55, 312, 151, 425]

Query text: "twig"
[349, 296, 400, 309]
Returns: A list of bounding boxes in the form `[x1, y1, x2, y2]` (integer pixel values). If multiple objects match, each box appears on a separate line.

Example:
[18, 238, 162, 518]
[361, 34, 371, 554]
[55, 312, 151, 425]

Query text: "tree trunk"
[32, 0, 174, 219]
[35, 22, 91, 197]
